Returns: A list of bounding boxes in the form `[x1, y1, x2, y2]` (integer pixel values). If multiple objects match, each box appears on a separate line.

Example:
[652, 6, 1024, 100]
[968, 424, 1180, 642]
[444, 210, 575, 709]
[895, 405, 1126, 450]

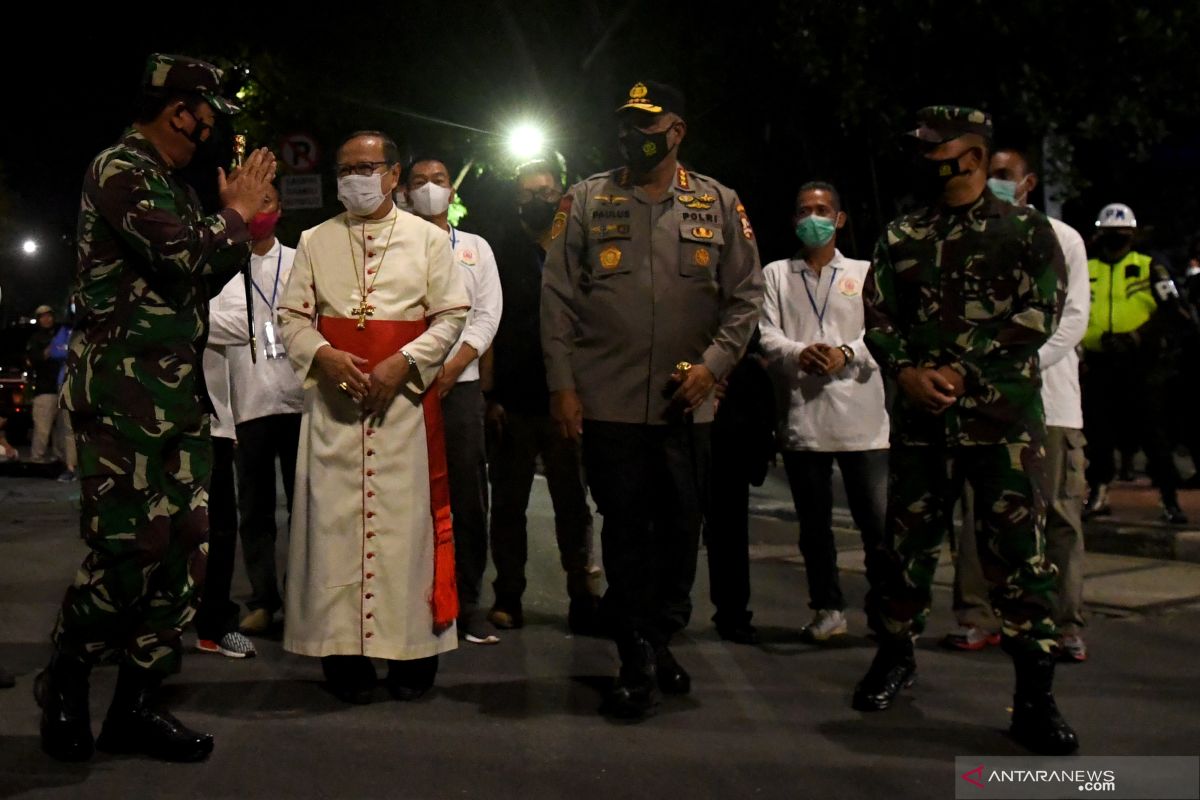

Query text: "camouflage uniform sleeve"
[968, 216, 1064, 357]
[702, 192, 764, 382]
[278, 229, 329, 390]
[540, 185, 587, 394]
[87, 155, 251, 280]
[864, 231, 916, 375]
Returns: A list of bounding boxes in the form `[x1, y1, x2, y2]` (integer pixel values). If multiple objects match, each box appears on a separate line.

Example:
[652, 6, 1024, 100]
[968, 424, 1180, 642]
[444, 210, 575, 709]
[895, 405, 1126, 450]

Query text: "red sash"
[317, 316, 458, 632]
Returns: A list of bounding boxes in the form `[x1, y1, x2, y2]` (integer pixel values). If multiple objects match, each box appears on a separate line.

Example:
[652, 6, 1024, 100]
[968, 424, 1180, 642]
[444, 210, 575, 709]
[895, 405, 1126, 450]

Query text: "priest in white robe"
[277, 131, 469, 704]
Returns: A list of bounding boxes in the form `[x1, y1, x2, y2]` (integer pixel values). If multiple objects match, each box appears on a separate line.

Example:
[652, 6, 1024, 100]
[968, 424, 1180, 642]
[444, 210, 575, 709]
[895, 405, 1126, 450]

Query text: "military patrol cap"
[142, 54, 241, 115]
[907, 105, 992, 144]
[616, 80, 686, 119]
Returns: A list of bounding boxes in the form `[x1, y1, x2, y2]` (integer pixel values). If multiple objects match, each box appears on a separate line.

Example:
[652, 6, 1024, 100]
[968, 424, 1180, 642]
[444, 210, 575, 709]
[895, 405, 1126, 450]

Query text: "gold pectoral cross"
[351, 300, 375, 329]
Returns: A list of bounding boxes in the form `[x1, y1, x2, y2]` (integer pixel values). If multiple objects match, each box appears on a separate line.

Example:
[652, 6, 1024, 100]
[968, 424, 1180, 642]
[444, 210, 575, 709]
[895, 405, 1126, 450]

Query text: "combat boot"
[95, 664, 213, 762]
[852, 636, 916, 711]
[1010, 649, 1080, 755]
[604, 634, 661, 720]
[34, 652, 94, 761]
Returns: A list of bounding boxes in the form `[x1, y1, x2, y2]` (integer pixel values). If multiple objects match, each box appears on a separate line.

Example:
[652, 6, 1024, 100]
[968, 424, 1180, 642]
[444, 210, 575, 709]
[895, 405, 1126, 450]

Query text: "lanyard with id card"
[252, 250, 287, 360]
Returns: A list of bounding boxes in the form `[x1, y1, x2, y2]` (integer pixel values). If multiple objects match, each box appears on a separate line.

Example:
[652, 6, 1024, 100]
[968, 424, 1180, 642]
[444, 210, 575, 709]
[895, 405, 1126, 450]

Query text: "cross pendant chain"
[351, 300, 375, 329]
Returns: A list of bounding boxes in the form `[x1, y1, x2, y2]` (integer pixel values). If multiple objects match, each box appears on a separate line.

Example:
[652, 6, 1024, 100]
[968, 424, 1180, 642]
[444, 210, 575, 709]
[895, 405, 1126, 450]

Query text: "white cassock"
[278, 206, 469, 661]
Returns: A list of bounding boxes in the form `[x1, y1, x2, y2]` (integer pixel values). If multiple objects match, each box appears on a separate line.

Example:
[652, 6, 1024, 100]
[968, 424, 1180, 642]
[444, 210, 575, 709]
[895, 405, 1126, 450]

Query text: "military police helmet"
[1095, 203, 1137, 229]
[142, 54, 241, 115]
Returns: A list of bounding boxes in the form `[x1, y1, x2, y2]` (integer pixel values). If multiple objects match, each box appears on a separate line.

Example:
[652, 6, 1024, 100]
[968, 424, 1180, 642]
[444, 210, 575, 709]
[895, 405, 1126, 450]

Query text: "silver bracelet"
[400, 350, 418, 371]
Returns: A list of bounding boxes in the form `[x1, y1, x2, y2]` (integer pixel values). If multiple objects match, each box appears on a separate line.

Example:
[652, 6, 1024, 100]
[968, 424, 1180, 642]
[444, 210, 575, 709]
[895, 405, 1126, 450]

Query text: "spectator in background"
[26, 305, 66, 466]
[48, 313, 77, 481]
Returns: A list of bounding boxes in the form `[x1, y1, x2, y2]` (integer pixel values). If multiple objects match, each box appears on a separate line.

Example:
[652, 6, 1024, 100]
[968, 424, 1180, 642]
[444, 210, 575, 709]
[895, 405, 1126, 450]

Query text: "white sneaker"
[802, 609, 848, 642]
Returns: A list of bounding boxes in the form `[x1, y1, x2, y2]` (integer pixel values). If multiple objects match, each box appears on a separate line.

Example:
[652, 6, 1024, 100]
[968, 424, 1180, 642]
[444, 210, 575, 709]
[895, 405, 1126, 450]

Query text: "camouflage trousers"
[866, 443, 1059, 655]
[52, 413, 212, 674]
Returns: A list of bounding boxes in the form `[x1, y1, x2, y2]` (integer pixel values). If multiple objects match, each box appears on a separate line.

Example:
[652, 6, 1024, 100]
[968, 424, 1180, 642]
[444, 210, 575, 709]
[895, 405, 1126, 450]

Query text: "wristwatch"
[838, 344, 855, 364]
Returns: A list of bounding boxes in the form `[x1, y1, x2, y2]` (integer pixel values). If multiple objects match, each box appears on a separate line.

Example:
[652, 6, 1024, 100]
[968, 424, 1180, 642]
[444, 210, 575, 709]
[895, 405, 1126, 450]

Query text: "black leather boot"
[654, 644, 691, 695]
[1010, 650, 1080, 755]
[603, 635, 661, 720]
[852, 636, 916, 711]
[322, 655, 377, 704]
[95, 664, 213, 762]
[386, 656, 438, 702]
[34, 653, 94, 762]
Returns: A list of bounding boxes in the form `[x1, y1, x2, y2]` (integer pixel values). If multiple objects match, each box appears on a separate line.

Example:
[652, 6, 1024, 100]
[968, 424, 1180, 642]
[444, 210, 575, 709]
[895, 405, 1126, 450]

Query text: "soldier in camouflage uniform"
[857, 106, 1079, 755]
[36, 54, 276, 763]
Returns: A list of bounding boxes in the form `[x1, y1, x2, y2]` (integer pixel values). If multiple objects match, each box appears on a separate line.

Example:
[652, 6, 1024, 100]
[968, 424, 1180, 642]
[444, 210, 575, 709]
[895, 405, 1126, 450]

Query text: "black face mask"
[1096, 232, 1133, 260]
[518, 198, 558, 234]
[619, 127, 673, 173]
[169, 107, 214, 147]
[910, 148, 975, 200]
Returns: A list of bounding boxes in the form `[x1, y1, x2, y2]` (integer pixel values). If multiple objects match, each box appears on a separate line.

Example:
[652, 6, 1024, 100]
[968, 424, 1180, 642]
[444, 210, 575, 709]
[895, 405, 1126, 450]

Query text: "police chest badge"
[838, 276, 861, 296]
[599, 246, 623, 270]
[550, 195, 573, 240]
[458, 248, 477, 266]
[694, 248, 711, 267]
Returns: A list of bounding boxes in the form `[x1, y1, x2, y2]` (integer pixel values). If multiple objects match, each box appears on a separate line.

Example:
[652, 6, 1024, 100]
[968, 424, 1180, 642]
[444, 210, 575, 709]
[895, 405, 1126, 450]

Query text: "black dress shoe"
[654, 645, 691, 695]
[1009, 650, 1079, 755]
[322, 655, 376, 704]
[95, 665, 212, 762]
[1162, 502, 1189, 525]
[386, 656, 438, 701]
[716, 621, 760, 645]
[852, 638, 916, 712]
[603, 636, 661, 720]
[34, 654, 94, 762]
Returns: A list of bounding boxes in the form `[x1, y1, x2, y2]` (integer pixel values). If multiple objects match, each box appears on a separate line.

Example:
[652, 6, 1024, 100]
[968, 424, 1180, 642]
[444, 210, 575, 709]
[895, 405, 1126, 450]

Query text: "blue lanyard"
[251, 249, 283, 310]
[449, 226, 458, 250]
[801, 264, 838, 331]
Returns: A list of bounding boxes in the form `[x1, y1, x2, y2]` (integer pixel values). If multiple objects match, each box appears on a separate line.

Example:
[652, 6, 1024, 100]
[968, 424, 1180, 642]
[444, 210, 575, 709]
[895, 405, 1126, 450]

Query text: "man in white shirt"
[406, 158, 504, 645]
[943, 149, 1089, 661]
[760, 182, 890, 642]
[209, 183, 305, 635]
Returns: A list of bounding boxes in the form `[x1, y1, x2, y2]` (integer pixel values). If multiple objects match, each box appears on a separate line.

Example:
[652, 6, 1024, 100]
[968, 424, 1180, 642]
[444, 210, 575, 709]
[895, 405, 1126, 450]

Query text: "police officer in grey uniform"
[541, 81, 763, 719]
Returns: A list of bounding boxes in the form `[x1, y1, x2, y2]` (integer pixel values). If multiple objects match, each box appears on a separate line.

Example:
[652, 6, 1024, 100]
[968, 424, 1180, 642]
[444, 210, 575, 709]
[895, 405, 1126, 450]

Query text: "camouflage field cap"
[616, 80, 686, 118]
[142, 54, 241, 115]
[907, 105, 992, 144]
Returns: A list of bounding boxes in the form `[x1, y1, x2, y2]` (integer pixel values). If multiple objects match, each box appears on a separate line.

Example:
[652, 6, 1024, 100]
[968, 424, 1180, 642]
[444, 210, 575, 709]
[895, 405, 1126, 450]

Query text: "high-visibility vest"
[1083, 251, 1156, 351]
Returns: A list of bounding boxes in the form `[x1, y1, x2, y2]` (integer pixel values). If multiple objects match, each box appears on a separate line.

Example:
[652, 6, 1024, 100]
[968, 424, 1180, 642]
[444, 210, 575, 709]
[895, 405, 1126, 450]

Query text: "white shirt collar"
[251, 238, 282, 260]
[790, 248, 844, 275]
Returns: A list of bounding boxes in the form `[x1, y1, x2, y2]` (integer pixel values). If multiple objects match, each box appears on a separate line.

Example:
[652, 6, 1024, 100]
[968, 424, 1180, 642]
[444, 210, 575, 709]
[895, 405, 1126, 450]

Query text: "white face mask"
[337, 173, 390, 217]
[409, 182, 452, 217]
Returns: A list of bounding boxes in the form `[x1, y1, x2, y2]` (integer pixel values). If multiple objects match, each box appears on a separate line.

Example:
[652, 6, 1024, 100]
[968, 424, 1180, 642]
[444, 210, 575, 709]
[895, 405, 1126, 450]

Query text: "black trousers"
[194, 436, 239, 640]
[704, 425, 752, 627]
[1082, 353, 1178, 502]
[442, 381, 489, 619]
[583, 420, 710, 648]
[234, 413, 300, 614]
[781, 449, 889, 611]
[489, 411, 593, 605]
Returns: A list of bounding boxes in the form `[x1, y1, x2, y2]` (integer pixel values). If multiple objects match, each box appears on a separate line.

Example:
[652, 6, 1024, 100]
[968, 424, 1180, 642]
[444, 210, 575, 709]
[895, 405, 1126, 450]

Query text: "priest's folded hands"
[314, 346, 370, 403]
[363, 353, 411, 417]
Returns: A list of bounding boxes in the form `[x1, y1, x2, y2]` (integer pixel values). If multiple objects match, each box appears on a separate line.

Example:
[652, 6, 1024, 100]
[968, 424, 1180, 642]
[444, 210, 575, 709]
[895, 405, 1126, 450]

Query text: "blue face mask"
[795, 214, 837, 248]
[987, 178, 1019, 205]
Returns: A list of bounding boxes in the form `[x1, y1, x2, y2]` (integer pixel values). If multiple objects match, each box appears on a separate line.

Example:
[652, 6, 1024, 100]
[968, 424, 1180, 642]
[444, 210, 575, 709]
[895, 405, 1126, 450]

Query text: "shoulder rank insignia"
[694, 248, 711, 267]
[550, 195, 572, 240]
[599, 246, 623, 270]
[677, 167, 690, 190]
[691, 226, 715, 240]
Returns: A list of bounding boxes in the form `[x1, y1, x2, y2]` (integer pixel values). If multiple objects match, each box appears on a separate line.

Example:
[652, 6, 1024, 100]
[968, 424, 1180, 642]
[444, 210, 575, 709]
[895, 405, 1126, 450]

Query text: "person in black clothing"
[485, 160, 600, 633]
[705, 329, 775, 644]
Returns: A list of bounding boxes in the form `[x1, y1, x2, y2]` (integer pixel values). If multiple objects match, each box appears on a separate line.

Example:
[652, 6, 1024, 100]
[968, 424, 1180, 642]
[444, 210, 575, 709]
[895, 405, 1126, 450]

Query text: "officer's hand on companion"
[219, 147, 278, 223]
[671, 364, 716, 413]
[315, 347, 370, 402]
[363, 352, 410, 417]
[551, 389, 584, 441]
[898, 366, 958, 414]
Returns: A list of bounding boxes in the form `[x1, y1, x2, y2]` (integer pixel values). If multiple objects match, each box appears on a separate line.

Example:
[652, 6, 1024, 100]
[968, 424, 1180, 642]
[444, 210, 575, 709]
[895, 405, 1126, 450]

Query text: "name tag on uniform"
[262, 320, 287, 360]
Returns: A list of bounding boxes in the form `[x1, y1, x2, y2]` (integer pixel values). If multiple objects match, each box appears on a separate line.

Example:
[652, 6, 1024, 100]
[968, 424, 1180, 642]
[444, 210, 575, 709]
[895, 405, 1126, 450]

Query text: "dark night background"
[2, 1, 1199, 329]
